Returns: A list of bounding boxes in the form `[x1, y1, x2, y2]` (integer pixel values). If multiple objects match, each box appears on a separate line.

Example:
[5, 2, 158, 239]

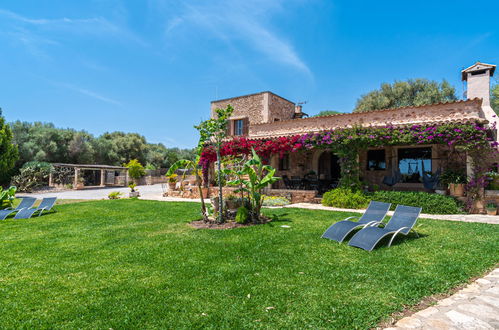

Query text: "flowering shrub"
[200, 122, 497, 207]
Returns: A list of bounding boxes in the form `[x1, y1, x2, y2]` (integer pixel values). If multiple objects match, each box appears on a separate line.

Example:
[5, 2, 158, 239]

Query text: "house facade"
[208, 63, 497, 200]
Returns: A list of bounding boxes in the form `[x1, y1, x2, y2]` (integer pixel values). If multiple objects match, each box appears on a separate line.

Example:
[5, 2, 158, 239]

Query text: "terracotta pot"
[473, 200, 485, 214]
[200, 187, 209, 198]
[449, 183, 465, 197]
[168, 182, 176, 190]
[486, 208, 497, 216]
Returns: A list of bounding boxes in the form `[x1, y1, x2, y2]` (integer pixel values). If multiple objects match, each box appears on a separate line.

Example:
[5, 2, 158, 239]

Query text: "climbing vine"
[200, 122, 497, 203]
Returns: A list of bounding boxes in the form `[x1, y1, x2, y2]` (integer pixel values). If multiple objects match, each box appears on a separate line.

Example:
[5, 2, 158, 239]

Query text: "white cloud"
[51, 81, 122, 106]
[159, 0, 311, 75]
[0, 8, 146, 48]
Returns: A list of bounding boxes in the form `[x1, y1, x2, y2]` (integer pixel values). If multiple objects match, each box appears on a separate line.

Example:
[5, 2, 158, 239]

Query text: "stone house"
[209, 62, 497, 197]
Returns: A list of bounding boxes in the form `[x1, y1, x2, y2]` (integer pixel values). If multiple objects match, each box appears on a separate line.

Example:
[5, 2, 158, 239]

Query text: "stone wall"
[211, 91, 296, 126]
[249, 99, 484, 139]
[211, 92, 266, 125]
[268, 93, 295, 122]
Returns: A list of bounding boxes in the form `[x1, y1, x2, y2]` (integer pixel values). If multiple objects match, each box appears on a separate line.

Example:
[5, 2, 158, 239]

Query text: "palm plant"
[228, 148, 280, 222]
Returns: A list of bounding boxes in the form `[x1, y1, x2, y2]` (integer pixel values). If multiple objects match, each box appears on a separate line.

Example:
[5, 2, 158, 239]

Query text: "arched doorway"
[318, 151, 341, 182]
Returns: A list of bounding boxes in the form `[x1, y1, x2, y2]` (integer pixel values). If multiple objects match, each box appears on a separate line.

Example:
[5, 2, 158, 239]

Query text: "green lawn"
[0, 200, 497, 329]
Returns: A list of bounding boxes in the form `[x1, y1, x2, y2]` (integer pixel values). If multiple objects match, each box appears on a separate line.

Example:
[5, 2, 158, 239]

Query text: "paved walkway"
[285, 203, 499, 225]
[385, 268, 499, 329]
[19, 184, 208, 203]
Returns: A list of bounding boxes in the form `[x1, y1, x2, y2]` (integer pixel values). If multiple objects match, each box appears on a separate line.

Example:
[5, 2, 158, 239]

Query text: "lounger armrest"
[368, 221, 384, 227]
[37, 207, 48, 217]
[388, 227, 418, 247]
[344, 216, 359, 221]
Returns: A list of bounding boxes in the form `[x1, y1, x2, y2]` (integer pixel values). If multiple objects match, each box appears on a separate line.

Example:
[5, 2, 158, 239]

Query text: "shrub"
[124, 159, 145, 182]
[371, 190, 463, 214]
[11, 161, 53, 192]
[235, 206, 249, 224]
[262, 195, 290, 207]
[0, 186, 17, 209]
[108, 191, 123, 200]
[322, 188, 370, 209]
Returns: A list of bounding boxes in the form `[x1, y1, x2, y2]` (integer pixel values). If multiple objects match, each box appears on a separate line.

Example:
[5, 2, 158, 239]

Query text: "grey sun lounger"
[14, 197, 57, 219]
[322, 201, 391, 242]
[348, 205, 422, 251]
[0, 197, 37, 220]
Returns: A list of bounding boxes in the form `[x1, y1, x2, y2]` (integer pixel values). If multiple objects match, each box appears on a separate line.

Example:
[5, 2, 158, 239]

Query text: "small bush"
[235, 206, 249, 224]
[262, 195, 290, 207]
[371, 190, 463, 214]
[108, 191, 123, 200]
[322, 188, 370, 209]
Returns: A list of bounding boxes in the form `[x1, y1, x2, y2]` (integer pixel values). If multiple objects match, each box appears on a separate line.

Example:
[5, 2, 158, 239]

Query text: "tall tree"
[492, 84, 499, 114]
[353, 79, 457, 113]
[313, 110, 342, 117]
[0, 109, 19, 184]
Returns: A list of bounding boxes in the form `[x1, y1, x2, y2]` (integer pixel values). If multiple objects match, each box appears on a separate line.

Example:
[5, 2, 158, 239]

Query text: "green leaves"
[353, 78, 458, 113]
[224, 148, 281, 221]
[0, 186, 17, 209]
[124, 159, 146, 180]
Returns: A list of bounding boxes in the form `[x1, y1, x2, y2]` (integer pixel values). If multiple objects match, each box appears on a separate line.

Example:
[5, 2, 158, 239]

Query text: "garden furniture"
[348, 204, 421, 251]
[14, 197, 57, 219]
[0, 197, 37, 220]
[322, 201, 391, 242]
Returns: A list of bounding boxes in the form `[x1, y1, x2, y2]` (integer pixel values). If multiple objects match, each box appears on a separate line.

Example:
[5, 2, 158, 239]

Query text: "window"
[367, 149, 386, 170]
[234, 119, 244, 135]
[398, 147, 432, 183]
[279, 154, 290, 171]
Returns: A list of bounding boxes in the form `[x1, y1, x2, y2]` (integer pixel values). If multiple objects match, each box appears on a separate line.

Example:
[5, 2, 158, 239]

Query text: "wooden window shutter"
[243, 118, 249, 136]
[226, 120, 233, 136]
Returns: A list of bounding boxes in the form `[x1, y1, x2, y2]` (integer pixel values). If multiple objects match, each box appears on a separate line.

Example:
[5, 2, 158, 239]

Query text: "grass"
[0, 200, 497, 329]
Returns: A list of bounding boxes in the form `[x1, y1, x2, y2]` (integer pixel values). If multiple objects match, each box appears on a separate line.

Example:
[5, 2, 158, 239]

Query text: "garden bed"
[189, 216, 271, 229]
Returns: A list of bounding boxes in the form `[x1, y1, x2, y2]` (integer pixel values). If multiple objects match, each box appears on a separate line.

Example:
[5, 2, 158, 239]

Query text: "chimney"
[293, 104, 309, 119]
[295, 105, 302, 115]
[462, 62, 496, 107]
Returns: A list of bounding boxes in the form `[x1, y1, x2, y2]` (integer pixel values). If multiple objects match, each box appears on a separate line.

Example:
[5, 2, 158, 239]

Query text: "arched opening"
[318, 151, 341, 182]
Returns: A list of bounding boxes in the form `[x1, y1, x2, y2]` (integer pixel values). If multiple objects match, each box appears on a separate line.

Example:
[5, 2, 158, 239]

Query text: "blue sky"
[1, 0, 498, 148]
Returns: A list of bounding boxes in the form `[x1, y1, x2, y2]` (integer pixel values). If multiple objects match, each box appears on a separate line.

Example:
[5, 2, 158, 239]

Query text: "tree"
[314, 110, 342, 117]
[0, 109, 19, 184]
[353, 79, 457, 112]
[492, 84, 499, 114]
[195, 105, 233, 223]
[124, 159, 145, 183]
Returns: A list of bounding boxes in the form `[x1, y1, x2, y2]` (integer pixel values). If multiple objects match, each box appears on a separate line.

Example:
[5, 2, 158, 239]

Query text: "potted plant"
[486, 202, 497, 215]
[441, 169, 467, 197]
[166, 174, 177, 190]
[486, 172, 499, 190]
[129, 183, 140, 198]
[76, 177, 85, 190]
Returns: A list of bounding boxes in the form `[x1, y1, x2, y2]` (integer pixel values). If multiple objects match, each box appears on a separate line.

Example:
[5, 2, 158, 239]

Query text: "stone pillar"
[125, 170, 129, 187]
[74, 168, 80, 189]
[100, 170, 105, 187]
[48, 172, 53, 187]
